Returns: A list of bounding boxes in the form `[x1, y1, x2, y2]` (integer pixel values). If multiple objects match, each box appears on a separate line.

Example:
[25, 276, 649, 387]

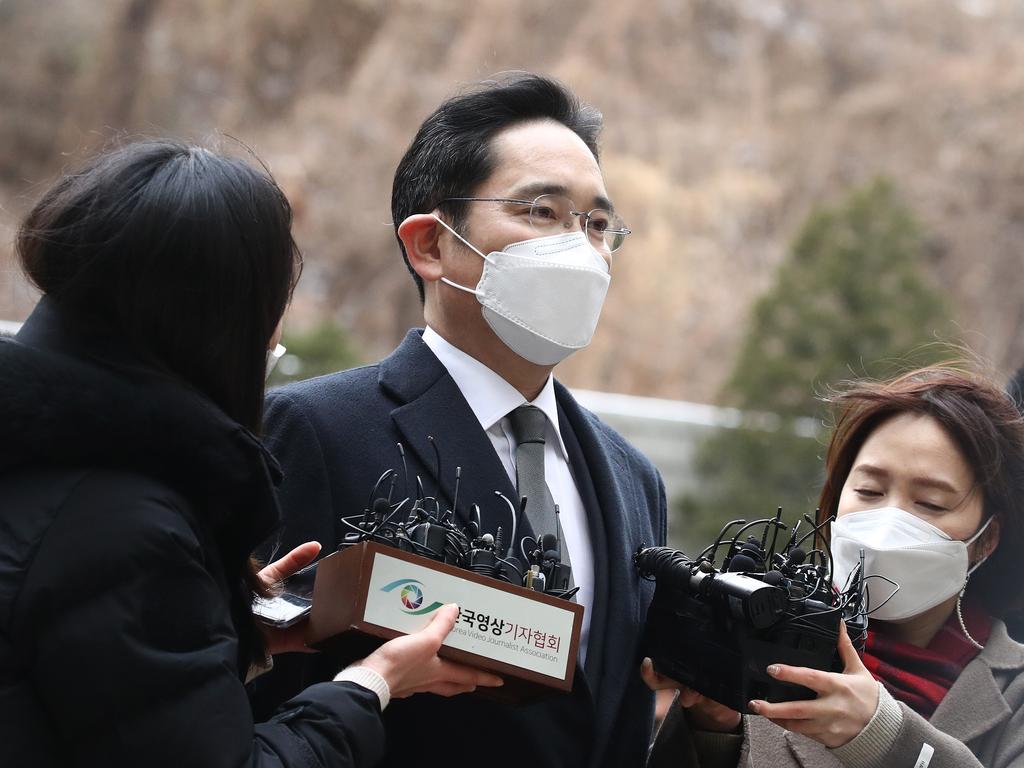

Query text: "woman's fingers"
[259, 541, 321, 586]
[433, 658, 503, 689]
[836, 620, 866, 674]
[369, 612, 504, 700]
[748, 698, 816, 720]
[676, 686, 704, 708]
[640, 657, 680, 691]
[390, 659, 502, 699]
[414, 604, 460, 648]
[763, 662, 835, 696]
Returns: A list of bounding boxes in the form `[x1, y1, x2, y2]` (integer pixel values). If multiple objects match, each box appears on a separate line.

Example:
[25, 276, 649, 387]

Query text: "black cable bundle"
[338, 440, 579, 601]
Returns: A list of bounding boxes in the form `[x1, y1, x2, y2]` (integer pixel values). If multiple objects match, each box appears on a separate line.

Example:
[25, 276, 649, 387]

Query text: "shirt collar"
[422, 326, 568, 460]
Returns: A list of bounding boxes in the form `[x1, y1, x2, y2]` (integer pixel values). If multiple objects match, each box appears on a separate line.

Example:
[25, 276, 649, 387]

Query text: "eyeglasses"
[439, 193, 631, 253]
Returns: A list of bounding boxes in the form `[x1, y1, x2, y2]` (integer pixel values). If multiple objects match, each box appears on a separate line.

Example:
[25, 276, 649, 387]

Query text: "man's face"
[434, 119, 613, 360]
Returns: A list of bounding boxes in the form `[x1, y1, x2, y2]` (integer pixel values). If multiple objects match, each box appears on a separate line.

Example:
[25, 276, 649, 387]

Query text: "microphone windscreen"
[372, 498, 391, 518]
[727, 553, 758, 573]
[540, 533, 558, 551]
[762, 570, 784, 586]
[787, 547, 807, 565]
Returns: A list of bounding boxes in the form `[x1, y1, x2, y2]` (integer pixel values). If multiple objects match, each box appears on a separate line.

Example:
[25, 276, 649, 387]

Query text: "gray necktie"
[507, 405, 573, 577]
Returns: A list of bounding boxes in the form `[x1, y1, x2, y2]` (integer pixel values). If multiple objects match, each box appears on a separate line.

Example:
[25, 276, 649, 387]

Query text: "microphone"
[786, 547, 807, 566]
[727, 553, 759, 573]
[538, 533, 572, 591]
[540, 533, 560, 561]
[372, 497, 390, 523]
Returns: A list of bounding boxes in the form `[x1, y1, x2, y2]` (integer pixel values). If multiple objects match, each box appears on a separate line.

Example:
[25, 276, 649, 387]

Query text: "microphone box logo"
[380, 578, 442, 615]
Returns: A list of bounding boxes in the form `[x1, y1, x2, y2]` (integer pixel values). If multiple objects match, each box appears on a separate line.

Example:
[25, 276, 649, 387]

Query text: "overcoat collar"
[379, 330, 519, 536]
[930, 620, 1024, 744]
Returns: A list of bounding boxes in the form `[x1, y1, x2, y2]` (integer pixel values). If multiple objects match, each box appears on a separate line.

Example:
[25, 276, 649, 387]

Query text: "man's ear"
[398, 214, 444, 284]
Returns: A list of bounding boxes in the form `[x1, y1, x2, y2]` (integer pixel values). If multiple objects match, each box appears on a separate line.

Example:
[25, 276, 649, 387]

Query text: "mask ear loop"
[957, 515, 995, 650]
[431, 214, 489, 297]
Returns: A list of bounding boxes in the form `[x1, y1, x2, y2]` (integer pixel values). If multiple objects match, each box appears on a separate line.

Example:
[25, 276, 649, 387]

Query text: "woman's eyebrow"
[852, 463, 959, 494]
[909, 476, 960, 494]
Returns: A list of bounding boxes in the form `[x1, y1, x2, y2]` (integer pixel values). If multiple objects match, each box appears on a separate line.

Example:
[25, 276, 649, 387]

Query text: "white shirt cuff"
[333, 665, 391, 711]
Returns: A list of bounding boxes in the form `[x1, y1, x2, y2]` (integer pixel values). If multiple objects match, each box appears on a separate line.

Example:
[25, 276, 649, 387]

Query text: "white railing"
[571, 388, 818, 502]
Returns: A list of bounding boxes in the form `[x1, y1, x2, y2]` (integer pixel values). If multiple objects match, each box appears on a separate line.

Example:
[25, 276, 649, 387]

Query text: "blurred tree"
[674, 178, 952, 554]
[268, 320, 361, 388]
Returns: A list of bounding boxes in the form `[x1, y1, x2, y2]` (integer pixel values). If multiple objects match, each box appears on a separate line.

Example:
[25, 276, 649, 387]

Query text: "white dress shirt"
[422, 327, 594, 661]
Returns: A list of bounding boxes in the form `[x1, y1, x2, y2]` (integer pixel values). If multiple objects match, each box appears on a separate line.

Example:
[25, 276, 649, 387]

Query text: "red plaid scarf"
[862, 600, 992, 717]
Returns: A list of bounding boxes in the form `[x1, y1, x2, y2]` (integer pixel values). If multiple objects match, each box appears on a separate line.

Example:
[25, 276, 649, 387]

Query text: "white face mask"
[265, 343, 286, 380]
[432, 216, 611, 366]
[831, 506, 992, 622]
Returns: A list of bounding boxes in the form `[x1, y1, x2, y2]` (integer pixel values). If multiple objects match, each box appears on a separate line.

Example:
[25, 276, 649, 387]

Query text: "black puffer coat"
[0, 299, 385, 767]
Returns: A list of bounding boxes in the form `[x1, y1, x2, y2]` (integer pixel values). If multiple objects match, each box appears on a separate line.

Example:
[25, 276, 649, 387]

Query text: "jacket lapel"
[380, 331, 518, 543]
[930, 621, 1024, 744]
[558, 402, 609, 688]
[555, 382, 642, 747]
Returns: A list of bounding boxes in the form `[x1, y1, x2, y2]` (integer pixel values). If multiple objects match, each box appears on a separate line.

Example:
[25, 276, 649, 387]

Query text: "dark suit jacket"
[253, 330, 666, 768]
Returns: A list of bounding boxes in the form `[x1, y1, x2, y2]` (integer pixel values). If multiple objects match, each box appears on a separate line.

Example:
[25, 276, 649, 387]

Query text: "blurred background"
[2, 0, 1023, 555]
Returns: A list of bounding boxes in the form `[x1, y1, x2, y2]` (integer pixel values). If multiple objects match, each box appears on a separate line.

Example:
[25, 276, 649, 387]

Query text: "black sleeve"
[261, 390, 338, 559]
[16, 474, 384, 768]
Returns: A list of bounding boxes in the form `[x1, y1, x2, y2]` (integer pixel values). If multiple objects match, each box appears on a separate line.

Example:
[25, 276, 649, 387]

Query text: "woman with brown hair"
[647, 366, 1024, 768]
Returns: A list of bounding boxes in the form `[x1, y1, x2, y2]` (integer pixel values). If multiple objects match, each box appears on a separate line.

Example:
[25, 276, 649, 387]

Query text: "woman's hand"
[359, 604, 504, 698]
[641, 657, 742, 733]
[256, 541, 322, 656]
[748, 622, 878, 748]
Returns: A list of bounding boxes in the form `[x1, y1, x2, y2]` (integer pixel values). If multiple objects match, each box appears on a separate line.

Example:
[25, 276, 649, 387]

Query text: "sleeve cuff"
[691, 728, 745, 768]
[829, 683, 904, 768]
[334, 665, 391, 711]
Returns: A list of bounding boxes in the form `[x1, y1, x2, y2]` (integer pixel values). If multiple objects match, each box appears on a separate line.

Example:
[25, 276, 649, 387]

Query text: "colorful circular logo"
[381, 577, 443, 615]
[400, 583, 424, 610]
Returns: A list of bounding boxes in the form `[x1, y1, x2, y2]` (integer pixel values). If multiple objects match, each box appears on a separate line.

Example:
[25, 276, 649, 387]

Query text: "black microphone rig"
[635, 508, 877, 713]
[338, 439, 578, 601]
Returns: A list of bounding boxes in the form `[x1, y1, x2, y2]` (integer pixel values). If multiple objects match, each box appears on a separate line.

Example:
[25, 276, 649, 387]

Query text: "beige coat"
[647, 620, 1024, 768]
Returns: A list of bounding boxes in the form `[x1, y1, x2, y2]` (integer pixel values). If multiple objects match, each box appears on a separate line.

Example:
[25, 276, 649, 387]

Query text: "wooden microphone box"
[304, 541, 584, 703]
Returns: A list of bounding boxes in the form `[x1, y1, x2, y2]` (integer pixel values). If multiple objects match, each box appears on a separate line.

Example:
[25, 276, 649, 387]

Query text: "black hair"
[17, 139, 301, 435]
[1009, 366, 1024, 416]
[391, 72, 603, 301]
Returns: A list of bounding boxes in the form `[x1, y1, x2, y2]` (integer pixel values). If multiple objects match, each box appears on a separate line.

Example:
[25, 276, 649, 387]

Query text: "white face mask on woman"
[432, 216, 611, 366]
[831, 506, 993, 622]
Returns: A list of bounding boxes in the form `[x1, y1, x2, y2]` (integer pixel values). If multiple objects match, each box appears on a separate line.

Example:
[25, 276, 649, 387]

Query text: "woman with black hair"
[646, 367, 1024, 768]
[0, 140, 500, 767]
